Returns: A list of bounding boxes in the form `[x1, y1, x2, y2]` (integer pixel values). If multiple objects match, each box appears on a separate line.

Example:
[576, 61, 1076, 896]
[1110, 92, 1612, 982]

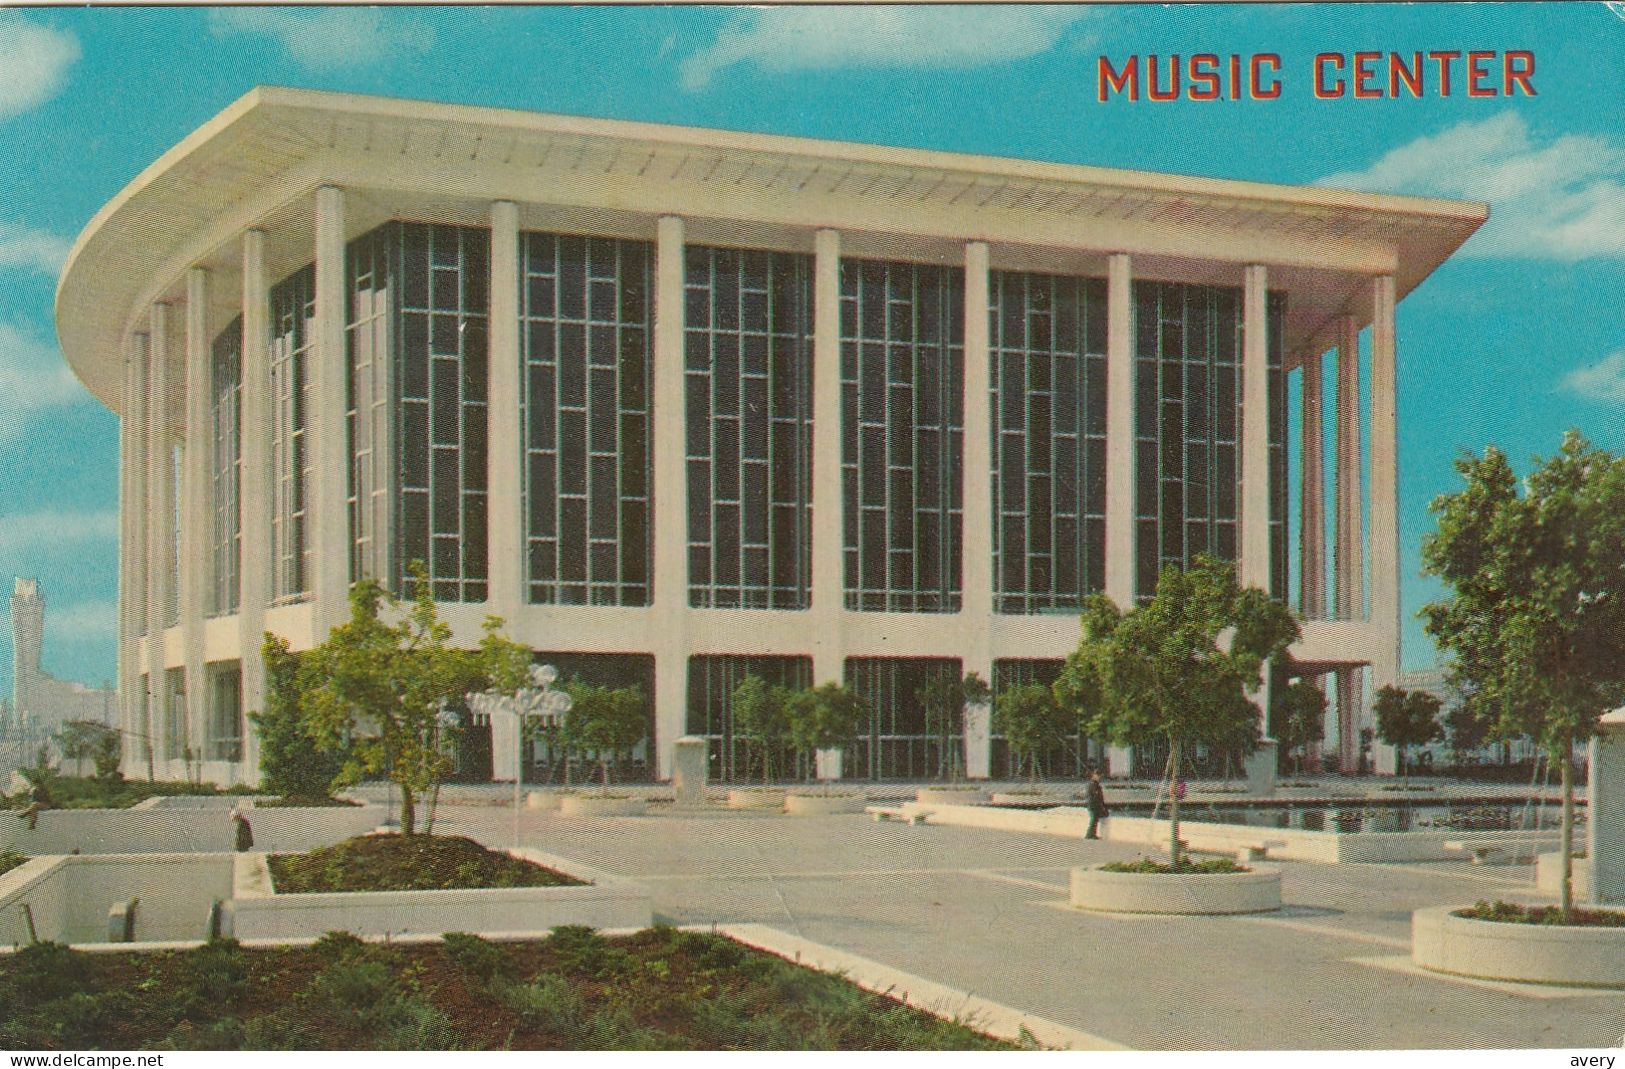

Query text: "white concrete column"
[311, 186, 349, 635]
[1240, 264, 1271, 592]
[651, 214, 688, 779]
[146, 303, 173, 764]
[1335, 314, 1364, 622]
[181, 268, 210, 761]
[960, 241, 994, 781]
[238, 230, 271, 783]
[1103, 252, 1135, 607]
[1300, 350, 1327, 619]
[810, 229, 845, 622]
[1368, 275, 1400, 774]
[487, 201, 523, 622]
[1336, 668, 1363, 775]
[121, 332, 149, 775]
[1588, 710, 1625, 905]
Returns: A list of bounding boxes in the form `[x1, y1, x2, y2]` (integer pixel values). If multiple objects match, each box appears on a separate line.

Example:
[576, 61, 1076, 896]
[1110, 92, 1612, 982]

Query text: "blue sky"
[0, 4, 1620, 698]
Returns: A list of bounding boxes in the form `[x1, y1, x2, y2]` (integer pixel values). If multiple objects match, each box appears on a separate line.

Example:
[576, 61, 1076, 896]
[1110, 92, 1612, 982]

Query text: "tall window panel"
[345, 226, 394, 587]
[269, 266, 314, 603]
[840, 259, 964, 613]
[685, 247, 814, 610]
[209, 318, 242, 616]
[521, 233, 652, 606]
[844, 657, 962, 780]
[1131, 282, 1288, 601]
[686, 654, 813, 781]
[394, 223, 490, 602]
[989, 271, 1108, 614]
[991, 659, 1101, 779]
[208, 664, 243, 763]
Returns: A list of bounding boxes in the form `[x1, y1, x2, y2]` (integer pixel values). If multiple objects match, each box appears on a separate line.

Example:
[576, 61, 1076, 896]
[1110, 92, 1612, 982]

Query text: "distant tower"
[11, 578, 43, 730]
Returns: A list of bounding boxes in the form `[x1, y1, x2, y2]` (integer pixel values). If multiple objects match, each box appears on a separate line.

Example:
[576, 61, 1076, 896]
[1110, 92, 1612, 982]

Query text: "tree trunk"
[400, 788, 417, 836]
[1401, 744, 1408, 788]
[1169, 736, 1183, 871]
[1560, 731, 1575, 919]
[600, 758, 610, 796]
[425, 780, 441, 836]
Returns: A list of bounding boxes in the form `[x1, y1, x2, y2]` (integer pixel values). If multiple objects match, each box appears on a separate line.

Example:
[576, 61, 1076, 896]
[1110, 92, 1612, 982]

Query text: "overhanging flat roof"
[58, 86, 1487, 410]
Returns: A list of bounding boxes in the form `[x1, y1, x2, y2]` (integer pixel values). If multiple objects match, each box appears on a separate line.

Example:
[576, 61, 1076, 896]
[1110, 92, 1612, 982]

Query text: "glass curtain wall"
[269, 266, 314, 603]
[684, 247, 814, 610]
[686, 654, 813, 782]
[208, 665, 242, 763]
[990, 658, 1099, 779]
[988, 271, 1107, 614]
[209, 317, 242, 616]
[844, 656, 962, 780]
[840, 260, 964, 613]
[520, 234, 653, 607]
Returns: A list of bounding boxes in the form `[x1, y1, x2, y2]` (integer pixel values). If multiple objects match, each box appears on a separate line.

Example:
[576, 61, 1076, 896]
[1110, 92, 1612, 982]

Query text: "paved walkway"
[434, 805, 1621, 1051]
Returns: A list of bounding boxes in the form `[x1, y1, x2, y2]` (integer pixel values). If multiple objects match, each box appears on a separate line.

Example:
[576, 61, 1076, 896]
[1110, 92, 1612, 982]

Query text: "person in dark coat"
[1084, 768, 1109, 839]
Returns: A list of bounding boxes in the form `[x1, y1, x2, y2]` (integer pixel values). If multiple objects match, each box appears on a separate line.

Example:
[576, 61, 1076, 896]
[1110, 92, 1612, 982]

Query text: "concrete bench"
[866, 805, 926, 826]
[1234, 840, 1288, 863]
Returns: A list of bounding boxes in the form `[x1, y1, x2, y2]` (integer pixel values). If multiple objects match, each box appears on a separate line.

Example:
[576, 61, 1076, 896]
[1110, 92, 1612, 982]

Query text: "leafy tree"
[1421, 432, 1625, 916]
[1062, 556, 1297, 869]
[1271, 677, 1327, 776]
[299, 570, 527, 835]
[917, 670, 992, 781]
[1373, 685, 1443, 787]
[1444, 703, 1490, 766]
[251, 636, 350, 801]
[785, 683, 867, 788]
[730, 675, 792, 785]
[91, 729, 121, 782]
[54, 721, 116, 778]
[992, 682, 1072, 783]
[563, 682, 647, 793]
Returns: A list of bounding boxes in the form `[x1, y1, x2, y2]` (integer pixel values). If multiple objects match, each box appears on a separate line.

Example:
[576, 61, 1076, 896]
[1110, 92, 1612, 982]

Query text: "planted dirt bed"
[0, 928, 1019, 1050]
[267, 835, 585, 893]
[1456, 899, 1625, 928]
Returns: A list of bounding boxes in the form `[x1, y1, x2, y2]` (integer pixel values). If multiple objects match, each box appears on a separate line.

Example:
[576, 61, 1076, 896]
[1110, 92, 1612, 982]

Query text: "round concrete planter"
[559, 794, 647, 818]
[783, 791, 863, 816]
[1534, 851, 1590, 899]
[727, 788, 787, 810]
[1413, 904, 1625, 988]
[524, 791, 561, 812]
[990, 790, 1063, 806]
[1069, 863, 1282, 915]
[915, 786, 987, 806]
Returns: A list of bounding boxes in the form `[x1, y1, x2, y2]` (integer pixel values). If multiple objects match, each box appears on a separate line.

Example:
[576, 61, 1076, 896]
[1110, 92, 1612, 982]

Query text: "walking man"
[1085, 768, 1109, 840]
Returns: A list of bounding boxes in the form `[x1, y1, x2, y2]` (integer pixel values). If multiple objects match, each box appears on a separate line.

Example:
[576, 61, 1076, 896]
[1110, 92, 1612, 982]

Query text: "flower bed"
[1413, 902, 1625, 987]
[1070, 861, 1281, 915]
[267, 835, 583, 893]
[1099, 857, 1249, 875]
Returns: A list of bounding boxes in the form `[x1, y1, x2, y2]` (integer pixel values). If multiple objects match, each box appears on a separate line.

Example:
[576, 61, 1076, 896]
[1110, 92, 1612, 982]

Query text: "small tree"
[251, 635, 349, 802]
[300, 570, 519, 835]
[731, 674, 792, 785]
[992, 682, 1072, 783]
[1063, 556, 1297, 869]
[1444, 703, 1490, 768]
[92, 728, 122, 782]
[1373, 685, 1443, 787]
[564, 682, 647, 793]
[1271, 677, 1327, 776]
[785, 683, 866, 790]
[55, 721, 116, 778]
[1422, 432, 1625, 918]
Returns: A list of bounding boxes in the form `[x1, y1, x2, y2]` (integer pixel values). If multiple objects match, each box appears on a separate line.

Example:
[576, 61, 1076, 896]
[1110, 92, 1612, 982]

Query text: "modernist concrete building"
[56, 88, 1484, 786]
[8, 579, 116, 744]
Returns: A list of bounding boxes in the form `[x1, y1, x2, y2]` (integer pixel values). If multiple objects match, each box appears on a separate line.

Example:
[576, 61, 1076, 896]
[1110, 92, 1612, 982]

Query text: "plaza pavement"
[434, 802, 1623, 1051]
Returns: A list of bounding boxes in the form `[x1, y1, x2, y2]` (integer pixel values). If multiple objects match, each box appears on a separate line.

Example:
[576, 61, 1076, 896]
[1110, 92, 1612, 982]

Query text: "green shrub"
[498, 974, 590, 1041]
[1099, 856, 1248, 874]
[441, 932, 514, 983]
[0, 849, 27, 877]
[311, 959, 398, 1021]
[312, 930, 370, 961]
[7, 941, 91, 1004]
[1457, 899, 1625, 927]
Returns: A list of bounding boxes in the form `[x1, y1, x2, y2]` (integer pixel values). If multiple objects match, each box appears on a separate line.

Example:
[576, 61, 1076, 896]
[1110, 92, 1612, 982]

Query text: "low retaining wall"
[1069, 864, 1281, 915]
[0, 853, 232, 945]
[222, 848, 650, 941]
[784, 792, 863, 816]
[0, 803, 384, 856]
[1413, 904, 1625, 988]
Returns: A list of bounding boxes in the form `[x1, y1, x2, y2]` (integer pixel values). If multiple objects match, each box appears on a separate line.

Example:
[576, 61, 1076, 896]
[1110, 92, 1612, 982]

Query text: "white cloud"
[1317, 112, 1625, 260]
[0, 321, 90, 444]
[0, 224, 72, 276]
[0, 15, 79, 121]
[680, 7, 1091, 91]
[207, 8, 434, 70]
[42, 598, 118, 646]
[0, 509, 118, 558]
[1560, 350, 1625, 405]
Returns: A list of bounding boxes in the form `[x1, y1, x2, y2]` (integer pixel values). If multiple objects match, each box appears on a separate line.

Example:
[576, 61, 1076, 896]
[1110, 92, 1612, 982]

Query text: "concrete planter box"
[223, 848, 651, 941]
[1069, 863, 1282, 915]
[990, 790, 1064, 806]
[915, 786, 986, 806]
[1534, 851, 1590, 899]
[1, 803, 383, 856]
[0, 852, 234, 945]
[524, 791, 561, 811]
[559, 794, 647, 818]
[784, 791, 863, 816]
[1413, 904, 1625, 988]
[727, 788, 787, 810]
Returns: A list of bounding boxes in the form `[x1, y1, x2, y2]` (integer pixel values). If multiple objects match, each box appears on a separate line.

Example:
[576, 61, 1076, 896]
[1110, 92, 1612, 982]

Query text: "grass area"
[268, 835, 585, 893]
[0, 849, 27, 877]
[3, 776, 258, 811]
[1457, 899, 1625, 928]
[1100, 857, 1249, 874]
[0, 928, 1021, 1050]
